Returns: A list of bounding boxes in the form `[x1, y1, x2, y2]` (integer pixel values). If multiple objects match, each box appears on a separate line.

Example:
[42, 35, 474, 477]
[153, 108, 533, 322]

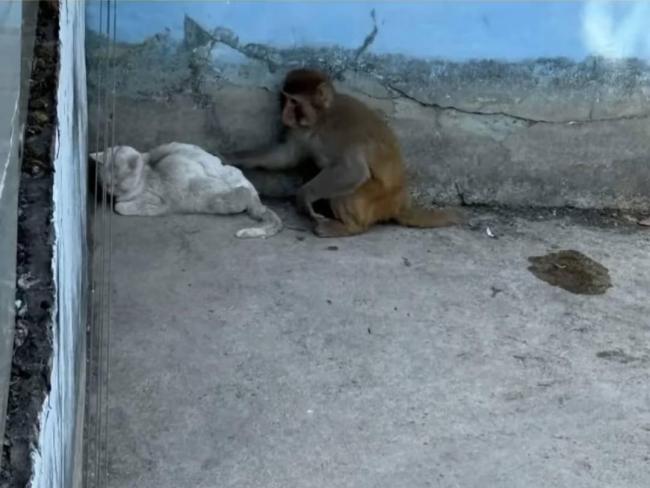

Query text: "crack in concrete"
[182, 16, 650, 127]
[333, 9, 379, 79]
[353, 9, 379, 61]
[387, 83, 650, 126]
[454, 181, 468, 206]
[186, 17, 282, 73]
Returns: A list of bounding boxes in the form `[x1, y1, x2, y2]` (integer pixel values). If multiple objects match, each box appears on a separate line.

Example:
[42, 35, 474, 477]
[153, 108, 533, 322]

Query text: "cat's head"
[90, 146, 147, 199]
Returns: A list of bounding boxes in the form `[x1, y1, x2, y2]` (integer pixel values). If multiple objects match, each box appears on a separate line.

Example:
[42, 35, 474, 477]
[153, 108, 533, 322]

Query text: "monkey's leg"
[313, 218, 367, 238]
[319, 179, 401, 238]
[296, 158, 370, 220]
[314, 191, 373, 238]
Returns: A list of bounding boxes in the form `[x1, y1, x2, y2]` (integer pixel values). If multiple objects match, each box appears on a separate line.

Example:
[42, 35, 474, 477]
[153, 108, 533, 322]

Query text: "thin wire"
[96, 0, 112, 485]
[99, 0, 114, 482]
[91, 0, 105, 487]
[101, 1, 118, 485]
[85, 0, 105, 482]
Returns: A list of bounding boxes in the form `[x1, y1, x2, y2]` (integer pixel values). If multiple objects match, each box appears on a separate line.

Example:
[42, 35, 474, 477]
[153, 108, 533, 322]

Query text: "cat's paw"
[235, 227, 268, 239]
[114, 201, 134, 215]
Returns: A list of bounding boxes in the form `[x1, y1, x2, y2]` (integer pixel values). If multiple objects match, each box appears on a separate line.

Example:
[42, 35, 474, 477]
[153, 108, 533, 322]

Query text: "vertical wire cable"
[98, 0, 113, 483]
[86, 0, 105, 483]
[101, 1, 118, 485]
[95, 0, 112, 485]
[87, 0, 104, 486]
[85, 3, 117, 485]
[88, 1, 108, 486]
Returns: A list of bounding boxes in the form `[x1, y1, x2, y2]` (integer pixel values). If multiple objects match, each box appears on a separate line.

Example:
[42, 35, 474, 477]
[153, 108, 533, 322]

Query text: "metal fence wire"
[85, 1, 118, 487]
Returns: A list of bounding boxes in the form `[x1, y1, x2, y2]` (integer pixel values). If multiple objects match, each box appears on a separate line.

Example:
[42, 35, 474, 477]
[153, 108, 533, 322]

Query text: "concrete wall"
[86, 1, 650, 210]
[0, 0, 36, 448]
[30, 1, 88, 487]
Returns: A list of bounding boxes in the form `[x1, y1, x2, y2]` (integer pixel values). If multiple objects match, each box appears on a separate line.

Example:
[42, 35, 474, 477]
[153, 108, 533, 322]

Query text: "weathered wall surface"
[30, 1, 88, 487]
[86, 2, 650, 210]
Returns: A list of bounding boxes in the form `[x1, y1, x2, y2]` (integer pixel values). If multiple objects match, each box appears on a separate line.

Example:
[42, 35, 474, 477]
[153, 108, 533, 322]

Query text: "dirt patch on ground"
[1, 1, 59, 486]
[527, 249, 612, 295]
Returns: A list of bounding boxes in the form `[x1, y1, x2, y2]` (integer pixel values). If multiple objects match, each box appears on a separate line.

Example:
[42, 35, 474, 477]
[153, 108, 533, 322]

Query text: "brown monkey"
[229, 69, 461, 237]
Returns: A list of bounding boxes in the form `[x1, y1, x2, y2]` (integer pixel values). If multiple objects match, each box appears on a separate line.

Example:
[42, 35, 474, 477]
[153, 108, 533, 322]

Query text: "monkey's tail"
[235, 201, 283, 239]
[394, 203, 462, 228]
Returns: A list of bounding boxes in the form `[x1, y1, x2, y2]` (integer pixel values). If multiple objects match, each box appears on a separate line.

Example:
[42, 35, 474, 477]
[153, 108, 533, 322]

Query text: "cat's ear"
[89, 151, 104, 163]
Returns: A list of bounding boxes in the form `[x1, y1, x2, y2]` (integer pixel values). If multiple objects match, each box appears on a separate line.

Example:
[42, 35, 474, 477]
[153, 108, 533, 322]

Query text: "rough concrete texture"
[87, 16, 650, 210]
[93, 205, 650, 488]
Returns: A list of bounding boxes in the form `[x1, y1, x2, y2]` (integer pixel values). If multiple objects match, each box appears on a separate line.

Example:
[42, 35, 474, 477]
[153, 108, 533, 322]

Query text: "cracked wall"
[85, 3, 650, 210]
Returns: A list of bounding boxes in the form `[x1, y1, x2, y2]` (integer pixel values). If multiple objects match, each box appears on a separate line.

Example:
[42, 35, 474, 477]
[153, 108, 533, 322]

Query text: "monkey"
[228, 68, 462, 237]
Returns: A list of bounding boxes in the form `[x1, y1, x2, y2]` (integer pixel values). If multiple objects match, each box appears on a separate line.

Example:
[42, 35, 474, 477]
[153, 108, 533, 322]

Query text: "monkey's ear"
[281, 91, 296, 102]
[89, 151, 104, 163]
[315, 82, 334, 109]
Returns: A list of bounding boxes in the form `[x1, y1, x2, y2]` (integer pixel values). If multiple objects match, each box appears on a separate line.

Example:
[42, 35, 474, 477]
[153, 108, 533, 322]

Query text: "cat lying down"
[90, 142, 282, 239]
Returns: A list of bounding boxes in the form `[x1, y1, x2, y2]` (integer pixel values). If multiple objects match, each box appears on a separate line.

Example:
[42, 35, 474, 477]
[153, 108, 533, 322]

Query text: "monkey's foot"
[313, 218, 364, 238]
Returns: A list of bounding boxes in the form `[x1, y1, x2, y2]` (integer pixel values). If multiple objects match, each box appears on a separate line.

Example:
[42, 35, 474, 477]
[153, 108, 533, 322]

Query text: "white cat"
[90, 142, 282, 239]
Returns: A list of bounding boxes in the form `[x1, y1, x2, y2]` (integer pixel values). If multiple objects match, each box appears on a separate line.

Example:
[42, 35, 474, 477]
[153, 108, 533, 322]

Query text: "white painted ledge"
[30, 1, 88, 487]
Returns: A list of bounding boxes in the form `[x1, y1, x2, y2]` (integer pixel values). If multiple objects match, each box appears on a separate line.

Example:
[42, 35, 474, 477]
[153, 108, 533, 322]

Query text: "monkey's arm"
[296, 154, 370, 219]
[227, 143, 301, 170]
[241, 168, 304, 198]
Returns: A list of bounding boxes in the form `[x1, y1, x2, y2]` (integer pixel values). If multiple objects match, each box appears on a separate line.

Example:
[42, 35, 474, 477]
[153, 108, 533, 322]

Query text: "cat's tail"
[235, 200, 283, 239]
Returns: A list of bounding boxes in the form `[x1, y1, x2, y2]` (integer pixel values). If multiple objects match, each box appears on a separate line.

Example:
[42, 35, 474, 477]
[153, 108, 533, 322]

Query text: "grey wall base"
[95, 89, 650, 211]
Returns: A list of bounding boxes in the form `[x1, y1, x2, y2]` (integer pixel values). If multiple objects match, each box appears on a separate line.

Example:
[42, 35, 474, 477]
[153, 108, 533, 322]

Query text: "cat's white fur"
[90, 142, 282, 239]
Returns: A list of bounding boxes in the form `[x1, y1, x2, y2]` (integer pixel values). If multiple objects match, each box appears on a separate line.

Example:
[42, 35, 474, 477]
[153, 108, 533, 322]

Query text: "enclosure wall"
[30, 1, 88, 487]
[86, 1, 650, 211]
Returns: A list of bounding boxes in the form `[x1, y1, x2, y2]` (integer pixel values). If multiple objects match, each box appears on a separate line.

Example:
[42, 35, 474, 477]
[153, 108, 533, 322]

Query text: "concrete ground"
[92, 204, 650, 488]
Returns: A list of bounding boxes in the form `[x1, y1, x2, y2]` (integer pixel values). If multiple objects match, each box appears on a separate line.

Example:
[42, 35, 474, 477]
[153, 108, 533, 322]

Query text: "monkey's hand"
[224, 152, 256, 169]
[295, 187, 328, 221]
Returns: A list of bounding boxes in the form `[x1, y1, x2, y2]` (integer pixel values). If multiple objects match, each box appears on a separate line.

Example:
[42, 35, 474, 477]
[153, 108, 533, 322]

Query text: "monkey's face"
[281, 94, 319, 129]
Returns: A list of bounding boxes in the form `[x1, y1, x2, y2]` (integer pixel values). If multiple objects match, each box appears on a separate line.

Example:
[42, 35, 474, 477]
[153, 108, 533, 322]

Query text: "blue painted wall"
[86, 1, 650, 60]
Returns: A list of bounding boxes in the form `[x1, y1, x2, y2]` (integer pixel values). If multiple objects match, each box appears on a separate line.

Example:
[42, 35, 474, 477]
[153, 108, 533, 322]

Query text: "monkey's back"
[325, 93, 406, 190]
